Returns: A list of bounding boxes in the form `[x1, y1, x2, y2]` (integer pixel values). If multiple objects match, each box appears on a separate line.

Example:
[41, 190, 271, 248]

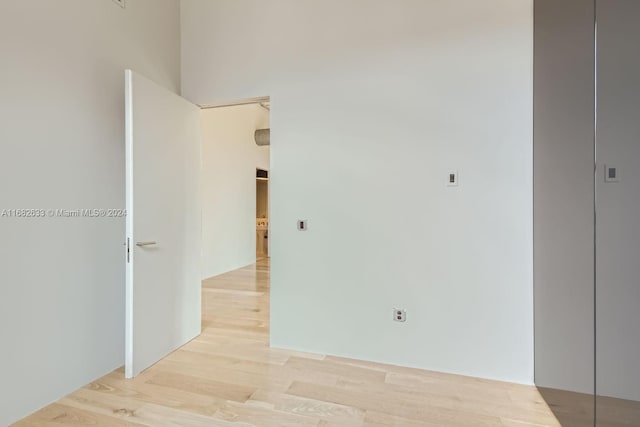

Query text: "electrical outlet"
[393, 308, 406, 322]
[297, 220, 308, 231]
[113, 0, 125, 8]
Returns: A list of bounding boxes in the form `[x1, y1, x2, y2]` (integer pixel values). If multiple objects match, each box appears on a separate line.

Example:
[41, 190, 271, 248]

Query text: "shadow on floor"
[537, 387, 594, 427]
[539, 387, 640, 426]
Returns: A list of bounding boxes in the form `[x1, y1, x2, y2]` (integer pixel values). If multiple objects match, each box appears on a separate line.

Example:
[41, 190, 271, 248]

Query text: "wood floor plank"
[248, 389, 366, 426]
[284, 357, 386, 384]
[287, 381, 504, 426]
[54, 388, 232, 427]
[363, 410, 441, 427]
[13, 403, 148, 427]
[145, 371, 257, 403]
[500, 419, 556, 427]
[339, 378, 559, 426]
[57, 388, 147, 420]
[87, 372, 224, 416]
[213, 400, 320, 427]
[164, 350, 339, 388]
[152, 358, 294, 392]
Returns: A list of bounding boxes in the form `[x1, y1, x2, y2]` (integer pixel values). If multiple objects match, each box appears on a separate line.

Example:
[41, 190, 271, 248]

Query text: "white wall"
[0, 1, 180, 424]
[201, 104, 269, 280]
[533, 0, 595, 395]
[183, 0, 534, 384]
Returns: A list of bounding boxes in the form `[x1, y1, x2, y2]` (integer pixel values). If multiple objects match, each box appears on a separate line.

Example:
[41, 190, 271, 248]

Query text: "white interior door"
[125, 70, 201, 378]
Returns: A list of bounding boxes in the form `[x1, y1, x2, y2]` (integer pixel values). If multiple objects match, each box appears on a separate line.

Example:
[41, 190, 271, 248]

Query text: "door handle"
[136, 241, 157, 247]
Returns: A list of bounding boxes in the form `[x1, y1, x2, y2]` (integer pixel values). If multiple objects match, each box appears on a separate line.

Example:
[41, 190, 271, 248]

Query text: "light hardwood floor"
[15, 258, 565, 426]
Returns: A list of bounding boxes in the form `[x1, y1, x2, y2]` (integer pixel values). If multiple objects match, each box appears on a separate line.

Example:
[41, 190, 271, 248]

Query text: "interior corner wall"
[533, 0, 595, 393]
[201, 104, 270, 280]
[182, 0, 534, 384]
[0, 1, 181, 424]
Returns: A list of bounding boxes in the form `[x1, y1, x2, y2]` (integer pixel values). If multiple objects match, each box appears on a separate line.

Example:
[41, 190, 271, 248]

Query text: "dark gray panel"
[596, 1, 640, 424]
[534, 0, 595, 423]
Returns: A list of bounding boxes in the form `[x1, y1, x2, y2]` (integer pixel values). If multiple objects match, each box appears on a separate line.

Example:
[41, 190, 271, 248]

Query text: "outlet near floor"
[393, 308, 406, 322]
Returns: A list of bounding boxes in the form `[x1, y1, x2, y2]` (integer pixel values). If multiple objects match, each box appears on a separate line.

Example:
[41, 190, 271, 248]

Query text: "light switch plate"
[113, 0, 125, 8]
[447, 171, 459, 187]
[605, 165, 619, 183]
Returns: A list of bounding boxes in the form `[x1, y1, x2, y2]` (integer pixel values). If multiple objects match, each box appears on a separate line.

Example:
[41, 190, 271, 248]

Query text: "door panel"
[125, 70, 201, 378]
[596, 1, 640, 425]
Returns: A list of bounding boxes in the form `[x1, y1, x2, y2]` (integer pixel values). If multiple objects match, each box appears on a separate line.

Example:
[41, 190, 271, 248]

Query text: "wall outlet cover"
[393, 308, 406, 322]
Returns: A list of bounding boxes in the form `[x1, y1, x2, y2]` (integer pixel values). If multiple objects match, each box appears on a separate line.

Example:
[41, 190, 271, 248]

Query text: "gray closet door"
[533, 0, 595, 425]
[596, 1, 640, 425]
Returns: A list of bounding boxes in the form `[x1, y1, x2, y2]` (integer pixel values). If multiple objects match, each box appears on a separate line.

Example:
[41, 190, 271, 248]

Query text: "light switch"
[605, 165, 620, 183]
[447, 171, 459, 187]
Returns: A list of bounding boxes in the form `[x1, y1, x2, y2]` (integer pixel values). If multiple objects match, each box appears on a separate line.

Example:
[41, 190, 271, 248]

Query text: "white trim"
[124, 69, 134, 379]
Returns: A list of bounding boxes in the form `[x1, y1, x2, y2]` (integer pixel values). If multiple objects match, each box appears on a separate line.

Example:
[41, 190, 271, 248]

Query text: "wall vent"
[255, 129, 270, 146]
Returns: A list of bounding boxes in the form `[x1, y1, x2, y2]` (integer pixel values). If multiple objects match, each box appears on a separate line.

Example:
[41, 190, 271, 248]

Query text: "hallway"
[15, 259, 561, 426]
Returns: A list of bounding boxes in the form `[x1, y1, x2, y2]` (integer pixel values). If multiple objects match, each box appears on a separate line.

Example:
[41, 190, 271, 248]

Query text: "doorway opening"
[199, 100, 270, 279]
[199, 99, 271, 340]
